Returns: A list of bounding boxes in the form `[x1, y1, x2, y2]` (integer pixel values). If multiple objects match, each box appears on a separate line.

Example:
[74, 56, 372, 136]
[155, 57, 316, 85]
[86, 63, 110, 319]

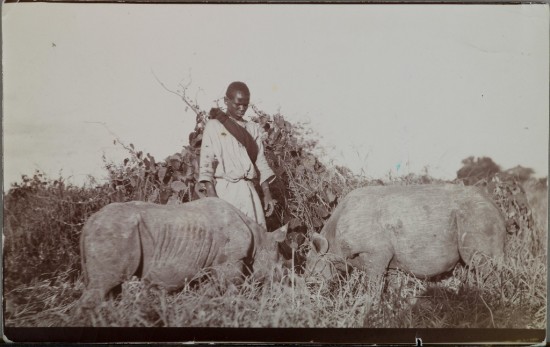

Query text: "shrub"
[3, 171, 111, 292]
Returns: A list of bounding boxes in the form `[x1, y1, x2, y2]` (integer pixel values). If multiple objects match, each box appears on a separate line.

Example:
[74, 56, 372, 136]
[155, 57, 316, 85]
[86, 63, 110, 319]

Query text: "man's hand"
[264, 196, 277, 217]
[261, 180, 276, 217]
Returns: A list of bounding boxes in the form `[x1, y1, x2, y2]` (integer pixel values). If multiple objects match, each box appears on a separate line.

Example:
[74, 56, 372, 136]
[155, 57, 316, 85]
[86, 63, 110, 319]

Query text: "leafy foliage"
[104, 141, 201, 205]
[3, 171, 110, 292]
[489, 174, 535, 236]
[456, 156, 537, 238]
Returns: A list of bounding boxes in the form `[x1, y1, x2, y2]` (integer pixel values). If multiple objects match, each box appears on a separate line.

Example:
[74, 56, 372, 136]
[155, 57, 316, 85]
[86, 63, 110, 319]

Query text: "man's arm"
[253, 123, 277, 217]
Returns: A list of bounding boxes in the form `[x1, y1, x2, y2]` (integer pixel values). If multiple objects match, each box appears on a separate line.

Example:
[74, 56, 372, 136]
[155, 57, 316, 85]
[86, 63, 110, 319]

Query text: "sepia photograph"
[2, 2, 548, 343]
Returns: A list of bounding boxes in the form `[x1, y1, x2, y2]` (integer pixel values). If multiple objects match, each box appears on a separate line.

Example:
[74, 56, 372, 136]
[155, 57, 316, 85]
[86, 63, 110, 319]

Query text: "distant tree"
[456, 156, 501, 186]
[502, 165, 535, 183]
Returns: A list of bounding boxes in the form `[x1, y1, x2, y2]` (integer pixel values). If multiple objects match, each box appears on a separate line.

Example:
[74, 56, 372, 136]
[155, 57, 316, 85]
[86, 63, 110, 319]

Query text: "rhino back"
[185, 198, 269, 259]
[378, 186, 462, 276]
[138, 199, 256, 289]
[138, 209, 222, 289]
[323, 185, 465, 277]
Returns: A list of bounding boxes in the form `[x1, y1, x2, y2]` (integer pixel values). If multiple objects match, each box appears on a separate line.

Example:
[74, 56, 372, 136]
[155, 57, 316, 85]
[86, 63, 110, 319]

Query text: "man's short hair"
[226, 81, 250, 98]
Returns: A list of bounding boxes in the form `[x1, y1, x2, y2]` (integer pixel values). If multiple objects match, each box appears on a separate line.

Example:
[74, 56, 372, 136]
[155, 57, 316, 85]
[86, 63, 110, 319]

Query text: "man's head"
[224, 81, 250, 120]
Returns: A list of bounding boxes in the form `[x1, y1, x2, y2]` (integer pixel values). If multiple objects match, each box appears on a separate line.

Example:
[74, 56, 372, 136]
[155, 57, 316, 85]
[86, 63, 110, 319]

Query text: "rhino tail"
[135, 212, 145, 278]
[455, 209, 474, 265]
[127, 211, 145, 279]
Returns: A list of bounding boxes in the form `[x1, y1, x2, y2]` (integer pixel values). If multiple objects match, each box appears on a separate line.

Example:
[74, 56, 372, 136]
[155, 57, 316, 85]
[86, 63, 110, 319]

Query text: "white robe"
[198, 118, 275, 226]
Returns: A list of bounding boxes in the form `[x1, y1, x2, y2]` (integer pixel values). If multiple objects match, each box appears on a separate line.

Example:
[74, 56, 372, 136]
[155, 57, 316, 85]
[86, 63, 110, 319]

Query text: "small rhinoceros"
[78, 197, 287, 307]
[306, 184, 505, 280]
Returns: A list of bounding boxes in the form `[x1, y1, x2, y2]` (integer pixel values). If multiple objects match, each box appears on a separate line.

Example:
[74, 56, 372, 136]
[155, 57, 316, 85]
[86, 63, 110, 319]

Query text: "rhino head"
[248, 222, 289, 281]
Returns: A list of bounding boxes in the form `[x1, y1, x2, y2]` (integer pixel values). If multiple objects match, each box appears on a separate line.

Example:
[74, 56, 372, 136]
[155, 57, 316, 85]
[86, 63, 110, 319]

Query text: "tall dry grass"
[3, 171, 547, 328]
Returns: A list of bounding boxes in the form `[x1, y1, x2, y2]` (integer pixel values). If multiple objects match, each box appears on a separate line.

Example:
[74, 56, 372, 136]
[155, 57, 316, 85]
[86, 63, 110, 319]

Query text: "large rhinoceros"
[306, 184, 505, 279]
[79, 197, 287, 307]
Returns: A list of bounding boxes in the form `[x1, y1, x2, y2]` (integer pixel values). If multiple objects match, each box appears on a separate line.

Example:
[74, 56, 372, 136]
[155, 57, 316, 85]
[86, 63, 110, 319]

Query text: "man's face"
[225, 90, 250, 120]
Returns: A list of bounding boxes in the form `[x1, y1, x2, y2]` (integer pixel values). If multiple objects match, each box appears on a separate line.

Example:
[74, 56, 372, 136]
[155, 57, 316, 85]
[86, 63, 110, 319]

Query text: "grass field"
[3, 173, 547, 329]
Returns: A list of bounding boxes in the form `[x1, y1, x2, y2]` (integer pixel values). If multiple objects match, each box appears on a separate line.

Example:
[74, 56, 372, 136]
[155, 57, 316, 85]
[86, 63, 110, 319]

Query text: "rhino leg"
[343, 226, 394, 279]
[212, 260, 246, 288]
[353, 250, 394, 280]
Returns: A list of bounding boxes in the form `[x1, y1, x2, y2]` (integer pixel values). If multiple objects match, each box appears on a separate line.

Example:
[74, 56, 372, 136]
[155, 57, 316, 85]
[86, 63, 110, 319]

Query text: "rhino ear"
[271, 223, 289, 243]
[311, 233, 329, 255]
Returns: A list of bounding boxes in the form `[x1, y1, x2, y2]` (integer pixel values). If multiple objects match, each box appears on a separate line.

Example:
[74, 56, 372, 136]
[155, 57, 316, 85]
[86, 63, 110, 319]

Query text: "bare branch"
[151, 68, 184, 99]
[84, 121, 135, 154]
[150, 69, 204, 117]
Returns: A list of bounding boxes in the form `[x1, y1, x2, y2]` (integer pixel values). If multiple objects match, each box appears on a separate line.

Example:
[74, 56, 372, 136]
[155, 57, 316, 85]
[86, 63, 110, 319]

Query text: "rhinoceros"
[79, 197, 288, 307]
[306, 184, 505, 279]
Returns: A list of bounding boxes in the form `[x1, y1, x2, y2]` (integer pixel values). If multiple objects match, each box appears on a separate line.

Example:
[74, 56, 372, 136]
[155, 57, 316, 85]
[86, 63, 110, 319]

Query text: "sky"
[2, 4, 549, 187]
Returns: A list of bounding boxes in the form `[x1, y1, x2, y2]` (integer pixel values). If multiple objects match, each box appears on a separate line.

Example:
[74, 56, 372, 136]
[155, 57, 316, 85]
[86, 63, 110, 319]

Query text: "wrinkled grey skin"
[306, 184, 505, 280]
[79, 197, 287, 307]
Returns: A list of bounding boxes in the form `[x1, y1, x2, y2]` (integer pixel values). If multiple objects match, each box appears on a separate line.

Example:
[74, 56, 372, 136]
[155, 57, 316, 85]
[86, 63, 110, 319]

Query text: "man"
[198, 81, 277, 227]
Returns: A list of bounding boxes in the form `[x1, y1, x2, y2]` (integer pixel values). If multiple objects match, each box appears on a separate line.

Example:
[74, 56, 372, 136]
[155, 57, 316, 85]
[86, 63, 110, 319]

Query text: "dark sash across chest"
[209, 108, 259, 164]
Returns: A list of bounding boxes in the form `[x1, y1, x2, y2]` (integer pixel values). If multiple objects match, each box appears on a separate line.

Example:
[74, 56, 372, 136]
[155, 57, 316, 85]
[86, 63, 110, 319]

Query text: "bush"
[3, 171, 111, 292]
